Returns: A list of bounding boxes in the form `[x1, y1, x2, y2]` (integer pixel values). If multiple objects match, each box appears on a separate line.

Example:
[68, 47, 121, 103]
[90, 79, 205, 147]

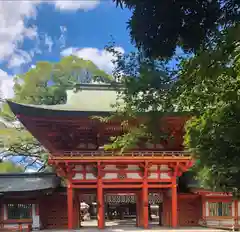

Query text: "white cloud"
[61, 47, 125, 73]
[61, 47, 78, 57]
[0, 1, 38, 63]
[58, 26, 67, 49]
[8, 50, 32, 68]
[0, 69, 14, 99]
[52, 1, 100, 11]
[0, 1, 100, 68]
[44, 35, 54, 53]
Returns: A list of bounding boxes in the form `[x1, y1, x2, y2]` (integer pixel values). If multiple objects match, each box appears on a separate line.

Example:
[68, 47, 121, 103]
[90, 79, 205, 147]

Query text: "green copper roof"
[66, 86, 120, 112]
[7, 84, 192, 118]
[13, 84, 121, 112]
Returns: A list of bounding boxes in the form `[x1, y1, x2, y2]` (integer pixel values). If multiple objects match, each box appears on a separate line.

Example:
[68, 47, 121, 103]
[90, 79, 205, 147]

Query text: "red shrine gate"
[7, 94, 194, 230]
[49, 153, 193, 229]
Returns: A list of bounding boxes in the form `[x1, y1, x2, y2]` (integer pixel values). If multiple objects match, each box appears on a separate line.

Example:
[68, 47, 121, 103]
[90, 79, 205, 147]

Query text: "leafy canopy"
[105, 25, 240, 195]
[174, 24, 240, 195]
[114, 0, 240, 59]
[0, 161, 23, 173]
[0, 56, 110, 171]
[97, 46, 173, 151]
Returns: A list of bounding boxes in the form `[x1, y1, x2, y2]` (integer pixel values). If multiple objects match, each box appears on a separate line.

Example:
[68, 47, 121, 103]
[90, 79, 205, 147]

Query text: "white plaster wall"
[160, 173, 170, 179]
[86, 173, 96, 179]
[127, 165, 140, 170]
[148, 173, 158, 179]
[103, 173, 118, 179]
[104, 165, 116, 170]
[72, 173, 83, 180]
[126, 173, 142, 179]
[160, 165, 169, 171]
[149, 165, 158, 171]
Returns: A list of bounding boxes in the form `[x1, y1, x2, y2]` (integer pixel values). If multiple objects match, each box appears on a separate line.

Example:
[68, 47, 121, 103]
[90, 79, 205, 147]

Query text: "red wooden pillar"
[171, 178, 178, 228]
[234, 200, 238, 228]
[97, 163, 104, 229]
[67, 183, 74, 230]
[142, 162, 149, 229]
[142, 180, 149, 228]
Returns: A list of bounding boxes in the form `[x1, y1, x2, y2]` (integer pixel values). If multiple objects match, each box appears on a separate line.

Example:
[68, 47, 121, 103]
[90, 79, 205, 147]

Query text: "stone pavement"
[39, 220, 228, 231]
[40, 228, 227, 232]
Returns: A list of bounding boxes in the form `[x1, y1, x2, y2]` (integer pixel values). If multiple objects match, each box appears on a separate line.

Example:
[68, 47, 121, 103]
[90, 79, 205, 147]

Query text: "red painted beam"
[72, 184, 97, 188]
[103, 184, 143, 188]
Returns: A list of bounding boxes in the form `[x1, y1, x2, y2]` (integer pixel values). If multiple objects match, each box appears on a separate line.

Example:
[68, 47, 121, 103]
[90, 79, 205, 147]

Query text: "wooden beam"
[103, 184, 143, 188]
[71, 184, 97, 188]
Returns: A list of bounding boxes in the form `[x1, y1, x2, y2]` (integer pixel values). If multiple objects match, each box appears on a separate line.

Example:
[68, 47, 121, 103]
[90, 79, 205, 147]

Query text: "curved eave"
[0, 172, 60, 193]
[7, 100, 192, 119]
[7, 100, 112, 118]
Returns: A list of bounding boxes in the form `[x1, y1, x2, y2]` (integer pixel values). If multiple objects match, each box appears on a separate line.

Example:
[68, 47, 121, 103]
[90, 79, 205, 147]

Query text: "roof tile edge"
[74, 83, 123, 91]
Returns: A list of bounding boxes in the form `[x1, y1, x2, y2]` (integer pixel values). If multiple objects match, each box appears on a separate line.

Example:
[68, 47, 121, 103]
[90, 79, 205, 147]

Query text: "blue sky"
[0, 1, 134, 99]
[0, 1, 134, 172]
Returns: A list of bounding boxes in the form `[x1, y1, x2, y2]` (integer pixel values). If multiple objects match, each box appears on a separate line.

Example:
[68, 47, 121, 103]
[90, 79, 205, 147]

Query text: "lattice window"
[105, 195, 136, 204]
[7, 204, 32, 219]
[209, 202, 232, 216]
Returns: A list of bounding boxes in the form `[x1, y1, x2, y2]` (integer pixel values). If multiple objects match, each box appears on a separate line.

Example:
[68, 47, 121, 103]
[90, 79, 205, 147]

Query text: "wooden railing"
[53, 150, 192, 158]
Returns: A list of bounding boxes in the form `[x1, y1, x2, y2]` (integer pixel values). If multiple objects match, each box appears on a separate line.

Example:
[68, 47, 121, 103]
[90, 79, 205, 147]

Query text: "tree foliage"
[0, 161, 23, 173]
[114, 0, 240, 59]
[98, 46, 173, 151]
[0, 56, 110, 171]
[2, 56, 110, 120]
[105, 25, 240, 195]
[173, 24, 240, 195]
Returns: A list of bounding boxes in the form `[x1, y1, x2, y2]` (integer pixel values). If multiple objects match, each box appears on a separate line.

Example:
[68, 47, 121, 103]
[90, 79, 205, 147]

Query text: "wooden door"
[40, 195, 68, 229]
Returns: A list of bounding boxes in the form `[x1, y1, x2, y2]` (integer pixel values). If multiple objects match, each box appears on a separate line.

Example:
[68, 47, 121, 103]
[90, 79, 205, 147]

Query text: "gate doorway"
[105, 192, 137, 228]
[78, 191, 164, 229]
[79, 193, 98, 228]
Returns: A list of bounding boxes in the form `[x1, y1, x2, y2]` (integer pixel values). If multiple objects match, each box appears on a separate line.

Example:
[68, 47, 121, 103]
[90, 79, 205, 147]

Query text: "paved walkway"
[39, 220, 229, 231]
[40, 228, 228, 232]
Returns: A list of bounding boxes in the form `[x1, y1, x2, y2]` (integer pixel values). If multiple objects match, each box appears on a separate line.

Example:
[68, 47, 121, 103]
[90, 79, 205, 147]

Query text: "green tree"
[114, 0, 240, 59]
[0, 161, 23, 173]
[98, 46, 173, 151]
[173, 25, 240, 195]
[0, 56, 110, 170]
[106, 25, 240, 195]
